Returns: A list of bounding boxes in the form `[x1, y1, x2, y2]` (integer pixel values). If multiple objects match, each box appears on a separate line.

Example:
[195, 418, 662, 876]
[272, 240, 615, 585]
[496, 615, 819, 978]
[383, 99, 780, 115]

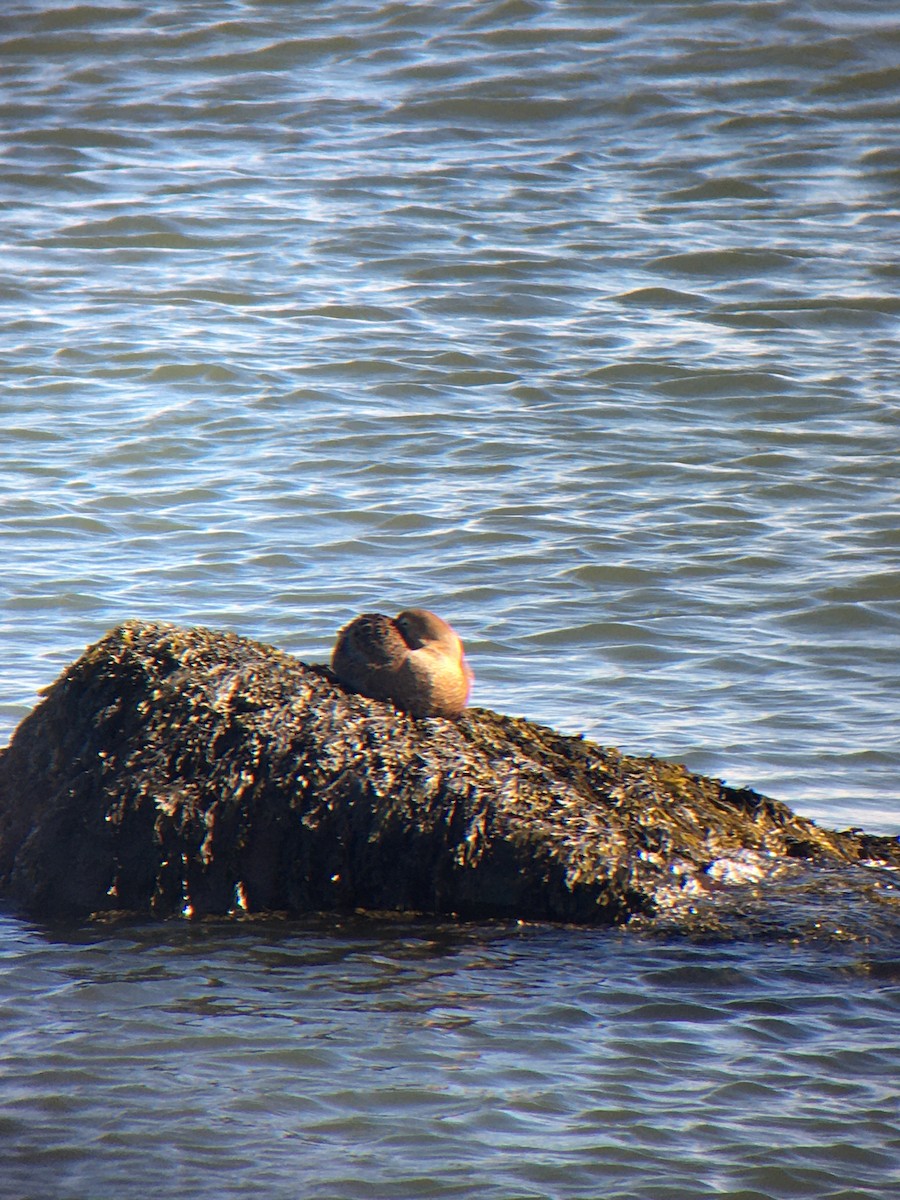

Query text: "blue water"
[2, 913, 899, 1200]
[2, 0, 898, 831]
[1, 2, 899, 1196]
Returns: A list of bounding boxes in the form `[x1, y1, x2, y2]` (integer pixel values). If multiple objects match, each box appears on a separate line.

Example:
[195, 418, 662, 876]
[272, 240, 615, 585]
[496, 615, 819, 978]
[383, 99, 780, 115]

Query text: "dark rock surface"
[0, 621, 897, 941]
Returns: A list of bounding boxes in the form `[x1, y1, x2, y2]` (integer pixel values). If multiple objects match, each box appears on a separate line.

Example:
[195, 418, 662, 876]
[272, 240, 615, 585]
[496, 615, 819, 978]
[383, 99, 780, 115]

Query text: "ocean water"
[1, 913, 899, 1200]
[1, 2, 899, 1197]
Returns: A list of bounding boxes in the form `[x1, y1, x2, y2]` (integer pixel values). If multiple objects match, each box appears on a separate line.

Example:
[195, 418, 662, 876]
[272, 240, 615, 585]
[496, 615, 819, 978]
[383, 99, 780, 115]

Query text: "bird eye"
[395, 612, 423, 648]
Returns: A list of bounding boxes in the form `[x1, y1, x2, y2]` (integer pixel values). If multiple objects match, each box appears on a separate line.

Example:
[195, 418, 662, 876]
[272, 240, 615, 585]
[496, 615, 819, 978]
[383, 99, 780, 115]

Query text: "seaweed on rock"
[0, 621, 897, 941]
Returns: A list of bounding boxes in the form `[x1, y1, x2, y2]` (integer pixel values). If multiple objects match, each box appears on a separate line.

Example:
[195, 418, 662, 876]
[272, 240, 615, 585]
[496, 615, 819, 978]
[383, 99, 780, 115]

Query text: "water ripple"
[0, 7, 898, 1141]
[3, 914, 898, 1200]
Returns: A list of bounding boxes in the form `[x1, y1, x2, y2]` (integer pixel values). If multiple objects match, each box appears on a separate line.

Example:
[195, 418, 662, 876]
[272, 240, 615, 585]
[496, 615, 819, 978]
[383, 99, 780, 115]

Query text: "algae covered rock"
[0, 621, 897, 940]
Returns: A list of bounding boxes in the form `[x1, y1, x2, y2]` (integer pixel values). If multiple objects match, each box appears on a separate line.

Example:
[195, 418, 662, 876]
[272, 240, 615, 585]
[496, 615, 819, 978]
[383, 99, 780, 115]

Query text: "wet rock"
[0, 621, 897, 940]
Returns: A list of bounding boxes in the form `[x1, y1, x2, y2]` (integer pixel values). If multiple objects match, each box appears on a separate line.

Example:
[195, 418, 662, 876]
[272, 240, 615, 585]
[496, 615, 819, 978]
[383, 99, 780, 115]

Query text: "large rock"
[0, 621, 897, 941]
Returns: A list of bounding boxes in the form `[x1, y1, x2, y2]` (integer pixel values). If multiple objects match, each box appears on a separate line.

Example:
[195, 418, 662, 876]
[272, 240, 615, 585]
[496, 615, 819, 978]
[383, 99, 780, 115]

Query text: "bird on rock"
[331, 607, 473, 718]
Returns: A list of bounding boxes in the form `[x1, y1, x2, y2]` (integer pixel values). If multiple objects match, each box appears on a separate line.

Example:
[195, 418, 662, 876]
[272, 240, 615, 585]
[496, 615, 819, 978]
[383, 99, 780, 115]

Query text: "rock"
[0, 621, 897, 941]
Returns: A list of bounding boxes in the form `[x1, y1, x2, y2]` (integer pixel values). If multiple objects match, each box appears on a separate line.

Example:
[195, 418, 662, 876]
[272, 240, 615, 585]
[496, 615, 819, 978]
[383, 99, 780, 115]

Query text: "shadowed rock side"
[0, 621, 897, 941]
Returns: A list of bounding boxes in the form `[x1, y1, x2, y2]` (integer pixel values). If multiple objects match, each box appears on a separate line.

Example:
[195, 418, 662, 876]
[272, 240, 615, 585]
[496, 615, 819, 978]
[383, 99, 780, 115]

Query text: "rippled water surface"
[2, 0, 898, 830]
[1, 1, 899, 1195]
[2, 912, 899, 1200]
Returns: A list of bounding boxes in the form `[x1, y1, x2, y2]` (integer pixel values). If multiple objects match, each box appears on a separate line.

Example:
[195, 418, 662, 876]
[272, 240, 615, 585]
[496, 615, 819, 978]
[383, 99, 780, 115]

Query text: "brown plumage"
[331, 608, 473, 718]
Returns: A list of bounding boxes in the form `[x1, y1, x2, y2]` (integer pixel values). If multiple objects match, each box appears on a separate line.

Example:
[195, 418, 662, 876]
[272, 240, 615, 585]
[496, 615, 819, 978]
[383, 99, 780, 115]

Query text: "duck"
[330, 607, 473, 718]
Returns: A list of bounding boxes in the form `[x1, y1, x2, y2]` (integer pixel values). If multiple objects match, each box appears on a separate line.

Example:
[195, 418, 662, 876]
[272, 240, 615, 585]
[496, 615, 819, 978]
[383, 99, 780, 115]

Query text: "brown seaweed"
[0, 621, 896, 943]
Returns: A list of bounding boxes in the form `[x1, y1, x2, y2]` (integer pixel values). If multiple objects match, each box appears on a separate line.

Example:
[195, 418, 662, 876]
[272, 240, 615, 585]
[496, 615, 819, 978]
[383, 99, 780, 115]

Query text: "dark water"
[2, 1, 900, 1196]
[1, 912, 899, 1200]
